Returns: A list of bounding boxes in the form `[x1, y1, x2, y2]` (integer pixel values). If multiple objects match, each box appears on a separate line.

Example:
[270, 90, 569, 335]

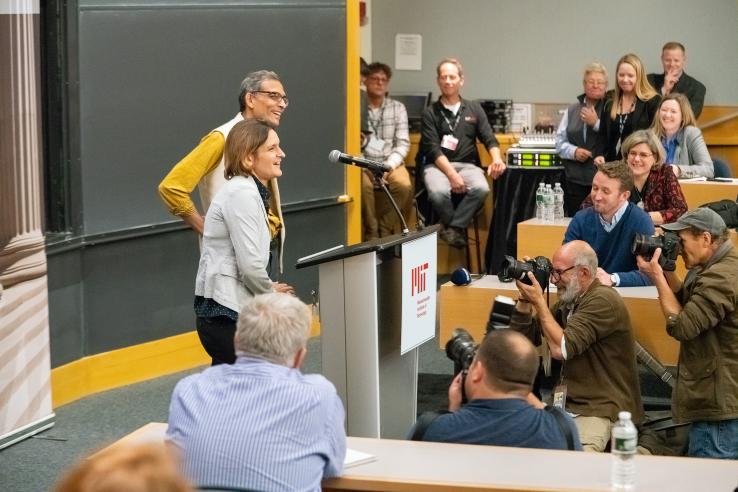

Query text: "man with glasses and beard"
[511, 240, 644, 452]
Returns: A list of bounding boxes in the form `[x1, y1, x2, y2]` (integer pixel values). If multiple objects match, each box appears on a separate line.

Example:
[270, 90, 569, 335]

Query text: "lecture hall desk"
[106, 422, 738, 492]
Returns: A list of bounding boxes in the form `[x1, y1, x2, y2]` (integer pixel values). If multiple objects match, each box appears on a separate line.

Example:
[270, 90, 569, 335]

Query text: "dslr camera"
[498, 255, 552, 289]
[631, 231, 680, 272]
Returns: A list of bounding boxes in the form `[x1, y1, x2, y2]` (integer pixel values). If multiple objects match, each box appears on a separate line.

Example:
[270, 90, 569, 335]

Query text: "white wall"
[371, 0, 738, 105]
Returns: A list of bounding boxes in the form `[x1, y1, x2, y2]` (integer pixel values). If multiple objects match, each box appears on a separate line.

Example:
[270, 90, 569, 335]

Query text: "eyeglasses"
[551, 265, 577, 283]
[627, 150, 654, 160]
[367, 75, 388, 84]
[250, 91, 289, 106]
[584, 79, 607, 87]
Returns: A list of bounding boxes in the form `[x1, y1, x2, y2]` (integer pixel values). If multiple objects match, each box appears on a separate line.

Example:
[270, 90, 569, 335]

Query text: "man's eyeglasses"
[250, 91, 289, 106]
[584, 79, 607, 87]
[367, 75, 388, 84]
[550, 265, 577, 283]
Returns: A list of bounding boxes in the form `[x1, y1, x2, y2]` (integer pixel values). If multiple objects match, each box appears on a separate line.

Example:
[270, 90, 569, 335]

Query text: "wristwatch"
[610, 273, 618, 286]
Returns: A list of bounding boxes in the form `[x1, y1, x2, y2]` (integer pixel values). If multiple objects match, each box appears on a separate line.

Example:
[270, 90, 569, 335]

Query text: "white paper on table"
[344, 447, 377, 468]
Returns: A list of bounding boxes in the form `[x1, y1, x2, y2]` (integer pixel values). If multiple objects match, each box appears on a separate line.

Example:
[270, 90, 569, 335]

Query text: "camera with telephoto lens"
[498, 255, 552, 289]
[631, 231, 681, 272]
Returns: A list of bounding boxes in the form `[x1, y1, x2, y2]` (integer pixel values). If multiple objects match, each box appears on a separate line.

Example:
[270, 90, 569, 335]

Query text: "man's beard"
[559, 275, 582, 304]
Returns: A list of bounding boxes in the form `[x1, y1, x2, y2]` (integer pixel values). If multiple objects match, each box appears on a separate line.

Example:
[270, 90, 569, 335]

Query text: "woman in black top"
[596, 53, 660, 162]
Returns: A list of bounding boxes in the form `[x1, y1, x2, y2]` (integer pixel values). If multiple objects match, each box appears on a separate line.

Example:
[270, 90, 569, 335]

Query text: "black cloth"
[196, 315, 237, 366]
[419, 97, 498, 168]
[647, 72, 706, 118]
[485, 167, 566, 274]
[564, 181, 591, 217]
[562, 95, 606, 186]
[599, 95, 661, 161]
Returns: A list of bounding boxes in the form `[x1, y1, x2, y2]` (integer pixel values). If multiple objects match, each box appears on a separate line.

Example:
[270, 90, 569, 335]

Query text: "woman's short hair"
[223, 119, 272, 179]
[622, 130, 666, 168]
[651, 93, 698, 137]
[610, 53, 658, 119]
[234, 293, 311, 365]
[54, 443, 192, 492]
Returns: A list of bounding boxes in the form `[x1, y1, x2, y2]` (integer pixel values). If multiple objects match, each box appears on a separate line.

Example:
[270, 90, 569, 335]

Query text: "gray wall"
[48, 0, 347, 366]
[371, 0, 738, 105]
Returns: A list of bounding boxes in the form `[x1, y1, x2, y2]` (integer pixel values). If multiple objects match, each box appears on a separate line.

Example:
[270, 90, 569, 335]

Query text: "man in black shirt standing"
[420, 58, 506, 248]
[647, 42, 706, 118]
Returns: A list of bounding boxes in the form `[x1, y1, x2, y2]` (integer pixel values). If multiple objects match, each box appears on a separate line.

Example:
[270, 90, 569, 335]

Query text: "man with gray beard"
[510, 240, 643, 452]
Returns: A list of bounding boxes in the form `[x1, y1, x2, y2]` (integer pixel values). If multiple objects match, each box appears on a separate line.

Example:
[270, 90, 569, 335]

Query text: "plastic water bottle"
[535, 183, 545, 220]
[611, 411, 637, 490]
[553, 182, 565, 220]
[543, 184, 555, 223]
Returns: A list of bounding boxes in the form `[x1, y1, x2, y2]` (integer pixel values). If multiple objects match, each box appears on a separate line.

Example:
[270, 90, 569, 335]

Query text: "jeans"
[423, 162, 489, 229]
[688, 419, 738, 459]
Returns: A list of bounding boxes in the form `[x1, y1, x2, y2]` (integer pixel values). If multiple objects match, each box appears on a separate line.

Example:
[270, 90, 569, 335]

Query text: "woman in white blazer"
[651, 93, 714, 179]
[194, 119, 293, 365]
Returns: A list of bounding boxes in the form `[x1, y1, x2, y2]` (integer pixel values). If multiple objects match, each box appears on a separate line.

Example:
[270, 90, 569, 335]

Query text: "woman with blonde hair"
[194, 119, 294, 366]
[597, 54, 661, 162]
[650, 92, 713, 178]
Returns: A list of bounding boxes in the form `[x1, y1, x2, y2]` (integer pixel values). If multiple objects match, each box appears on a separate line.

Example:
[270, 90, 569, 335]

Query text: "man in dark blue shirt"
[414, 330, 581, 451]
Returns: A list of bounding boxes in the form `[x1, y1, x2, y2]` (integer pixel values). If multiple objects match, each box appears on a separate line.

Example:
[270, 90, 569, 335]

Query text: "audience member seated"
[650, 93, 714, 179]
[647, 42, 706, 118]
[565, 161, 654, 287]
[555, 62, 609, 216]
[410, 329, 581, 451]
[513, 240, 644, 452]
[583, 130, 687, 225]
[637, 208, 738, 459]
[166, 293, 346, 491]
[419, 57, 506, 248]
[361, 62, 412, 240]
[597, 54, 660, 162]
[54, 443, 193, 492]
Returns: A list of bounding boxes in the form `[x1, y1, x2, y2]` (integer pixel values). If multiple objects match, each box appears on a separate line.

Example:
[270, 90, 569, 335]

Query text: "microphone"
[328, 150, 392, 174]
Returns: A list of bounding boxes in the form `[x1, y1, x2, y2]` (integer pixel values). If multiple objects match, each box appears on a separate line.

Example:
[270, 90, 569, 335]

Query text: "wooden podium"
[297, 227, 439, 439]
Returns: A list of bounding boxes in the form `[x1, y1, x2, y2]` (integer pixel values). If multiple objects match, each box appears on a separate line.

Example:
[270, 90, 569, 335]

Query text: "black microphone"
[328, 150, 391, 174]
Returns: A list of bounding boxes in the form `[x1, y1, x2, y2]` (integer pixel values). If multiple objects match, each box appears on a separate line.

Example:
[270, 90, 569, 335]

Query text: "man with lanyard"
[360, 62, 411, 240]
[158, 70, 288, 278]
[419, 58, 506, 248]
[512, 240, 644, 452]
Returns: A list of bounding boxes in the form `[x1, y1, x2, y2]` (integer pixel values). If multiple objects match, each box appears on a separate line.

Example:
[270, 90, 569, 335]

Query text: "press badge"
[366, 135, 385, 154]
[553, 384, 567, 410]
[441, 134, 459, 151]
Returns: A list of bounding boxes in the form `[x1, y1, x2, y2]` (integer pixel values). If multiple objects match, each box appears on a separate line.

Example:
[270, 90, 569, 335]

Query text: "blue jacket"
[564, 203, 654, 287]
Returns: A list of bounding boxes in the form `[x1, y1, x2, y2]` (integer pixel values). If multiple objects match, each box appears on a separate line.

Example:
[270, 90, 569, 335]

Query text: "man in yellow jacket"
[158, 70, 288, 273]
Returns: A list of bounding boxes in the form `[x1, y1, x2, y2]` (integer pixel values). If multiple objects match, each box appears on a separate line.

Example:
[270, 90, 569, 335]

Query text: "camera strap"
[544, 405, 577, 451]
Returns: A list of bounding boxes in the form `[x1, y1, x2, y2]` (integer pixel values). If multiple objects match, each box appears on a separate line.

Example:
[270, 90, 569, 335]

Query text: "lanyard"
[441, 107, 461, 133]
[368, 105, 385, 135]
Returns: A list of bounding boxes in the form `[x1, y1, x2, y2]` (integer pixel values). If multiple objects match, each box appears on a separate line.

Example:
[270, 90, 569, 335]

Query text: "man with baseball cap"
[637, 207, 738, 458]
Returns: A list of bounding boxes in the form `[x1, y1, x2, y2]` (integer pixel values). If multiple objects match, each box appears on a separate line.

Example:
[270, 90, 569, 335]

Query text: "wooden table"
[105, 423, 738, 492]
[438, 276, 679, 366]
[680, 179, 738, 208]
[324, 436, 738, 492]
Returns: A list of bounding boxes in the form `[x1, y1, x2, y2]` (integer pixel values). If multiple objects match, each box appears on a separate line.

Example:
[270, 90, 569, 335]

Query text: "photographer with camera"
[636, 208, 738, 459]
[512, 240, 644, 452]
[411, 329, 581, 451]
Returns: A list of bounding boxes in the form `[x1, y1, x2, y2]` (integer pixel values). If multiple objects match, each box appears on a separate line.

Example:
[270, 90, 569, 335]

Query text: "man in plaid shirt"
[361, 62, 412, 240]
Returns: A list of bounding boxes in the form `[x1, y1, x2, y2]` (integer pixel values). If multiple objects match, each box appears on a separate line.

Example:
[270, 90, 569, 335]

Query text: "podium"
[297, 227, 438, 439]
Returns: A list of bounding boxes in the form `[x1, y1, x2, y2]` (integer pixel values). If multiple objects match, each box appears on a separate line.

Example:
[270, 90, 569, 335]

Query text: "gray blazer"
[195, 175, 273, 313]
[672, 126, 714, 179]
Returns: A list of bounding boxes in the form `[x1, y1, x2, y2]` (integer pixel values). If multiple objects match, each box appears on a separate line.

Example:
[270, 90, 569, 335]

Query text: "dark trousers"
[564, 182, 591, 217]
[196, 316, 237, 366]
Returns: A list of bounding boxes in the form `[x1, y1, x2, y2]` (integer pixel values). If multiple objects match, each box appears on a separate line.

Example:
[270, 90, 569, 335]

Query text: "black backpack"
[700, 197, 738, 228]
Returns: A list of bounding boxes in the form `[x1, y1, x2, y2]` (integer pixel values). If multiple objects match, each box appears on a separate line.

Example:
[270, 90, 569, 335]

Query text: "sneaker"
[441, 227, 467, 249]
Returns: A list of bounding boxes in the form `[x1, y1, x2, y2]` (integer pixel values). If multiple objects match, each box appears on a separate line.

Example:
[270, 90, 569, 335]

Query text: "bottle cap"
[618, 411, 631, 420]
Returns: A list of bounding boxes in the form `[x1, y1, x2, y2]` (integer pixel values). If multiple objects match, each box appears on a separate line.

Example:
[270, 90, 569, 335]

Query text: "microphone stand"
[372, 168, 410, 236]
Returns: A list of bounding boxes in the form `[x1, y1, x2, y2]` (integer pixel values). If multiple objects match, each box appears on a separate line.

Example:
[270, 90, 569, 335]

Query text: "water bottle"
[543, 184, 555, 223]
[611, 411, 637, 490]
[535, 183, 545, 220]
[553, 182, 565, 220]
